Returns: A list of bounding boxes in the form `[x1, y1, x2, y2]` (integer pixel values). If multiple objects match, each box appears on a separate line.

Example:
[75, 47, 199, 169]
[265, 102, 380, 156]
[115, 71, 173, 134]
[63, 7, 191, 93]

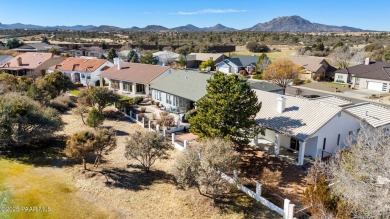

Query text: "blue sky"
[0, 0, 389, 31]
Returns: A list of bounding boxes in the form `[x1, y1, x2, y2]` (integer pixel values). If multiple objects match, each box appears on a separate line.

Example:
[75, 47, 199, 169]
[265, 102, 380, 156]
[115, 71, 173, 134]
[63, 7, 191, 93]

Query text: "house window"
[123, 82, 132, 92]
[81, 74, 85, 79]
[337, 134, 340, 146]
[337, 75, 343, 79]
[323, 138, 326, 150]
[166, 94, 172, 104]
[173, 96, 180, 107]
[383, 83, 388, 91]
[86, 75, 91, 80]
[349, 131, 353, 135]
[154, 91, 161, 100]
[136, 84, 145, 93]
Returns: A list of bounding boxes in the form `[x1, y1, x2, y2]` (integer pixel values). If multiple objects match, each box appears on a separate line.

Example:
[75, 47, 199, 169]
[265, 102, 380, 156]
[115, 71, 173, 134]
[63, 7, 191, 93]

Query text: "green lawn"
[328, 81, 348, 86]
[68, 90, 80, 96]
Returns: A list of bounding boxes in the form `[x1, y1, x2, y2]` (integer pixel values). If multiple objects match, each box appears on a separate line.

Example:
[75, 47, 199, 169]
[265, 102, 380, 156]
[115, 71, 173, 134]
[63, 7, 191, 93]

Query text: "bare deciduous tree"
[175, 138, 239, 199]
[263, 58, 302, 88]
[329, 123, 390, 218]
[124, 130, 172, 172]
[330, 46, 367, 68]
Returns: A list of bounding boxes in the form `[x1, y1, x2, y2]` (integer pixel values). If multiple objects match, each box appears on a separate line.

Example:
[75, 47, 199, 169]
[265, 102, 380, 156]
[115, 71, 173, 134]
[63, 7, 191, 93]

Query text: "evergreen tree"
[86, 107, 105, 129]
[189, 72, 261, 145]
[107, 48, 118, 61]
[41, 36, 50, 44]
[140, 52, 158, 64]
[127, 50, 139, 63]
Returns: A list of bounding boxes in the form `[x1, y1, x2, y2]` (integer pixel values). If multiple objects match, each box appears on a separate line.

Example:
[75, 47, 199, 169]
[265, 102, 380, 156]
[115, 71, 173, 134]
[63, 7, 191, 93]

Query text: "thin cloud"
[172, 9, 247, 15]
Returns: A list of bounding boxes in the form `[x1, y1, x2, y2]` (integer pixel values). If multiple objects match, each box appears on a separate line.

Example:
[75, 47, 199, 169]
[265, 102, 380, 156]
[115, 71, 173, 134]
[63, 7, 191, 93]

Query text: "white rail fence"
[121, 108, 296, 219]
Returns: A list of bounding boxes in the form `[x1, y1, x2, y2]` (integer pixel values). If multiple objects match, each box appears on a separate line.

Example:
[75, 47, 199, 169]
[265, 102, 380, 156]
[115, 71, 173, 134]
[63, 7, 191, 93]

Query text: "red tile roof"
[50, 57, 109, 72]
[0, 52, 53, 69]
[99, 62, 171, 84]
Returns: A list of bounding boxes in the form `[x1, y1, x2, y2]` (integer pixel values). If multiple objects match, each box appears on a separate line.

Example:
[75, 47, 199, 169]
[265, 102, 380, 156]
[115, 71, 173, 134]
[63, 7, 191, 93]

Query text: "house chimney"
[17, 57, 22, 66]
[113, 57, 119, 65]
[365, 57, 370, 65]
[277, 96, 286, 114]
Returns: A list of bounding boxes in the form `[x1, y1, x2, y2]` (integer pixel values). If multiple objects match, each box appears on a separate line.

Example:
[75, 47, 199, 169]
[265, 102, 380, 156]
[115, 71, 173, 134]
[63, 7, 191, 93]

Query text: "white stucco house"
[334, 58, 390, 92]
[253, 90, 361, 165]
[99, 58, 171, 96]
[48, 57, 113, 86]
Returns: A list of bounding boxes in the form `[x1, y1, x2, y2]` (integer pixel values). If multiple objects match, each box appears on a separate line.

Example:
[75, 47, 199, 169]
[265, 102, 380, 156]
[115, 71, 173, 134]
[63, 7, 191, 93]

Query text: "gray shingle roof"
[150, 69, 212, 102]
[14, 43, 62, 51]
[254, 90, 342, 141]
[344, 102, 390, 128]
[335, 62, 390, 81]
[248, 81, 284, 92]
[230, 55, 259, 67]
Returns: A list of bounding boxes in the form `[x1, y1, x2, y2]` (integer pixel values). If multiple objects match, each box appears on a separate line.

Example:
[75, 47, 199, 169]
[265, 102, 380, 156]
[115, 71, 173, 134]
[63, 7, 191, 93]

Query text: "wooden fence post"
[284, 199, 291, 219]
[233, 169, 238, 183]
[256, 182, 262, 196]
[171, 133, 175, 144]
[288, 204, 295, 219]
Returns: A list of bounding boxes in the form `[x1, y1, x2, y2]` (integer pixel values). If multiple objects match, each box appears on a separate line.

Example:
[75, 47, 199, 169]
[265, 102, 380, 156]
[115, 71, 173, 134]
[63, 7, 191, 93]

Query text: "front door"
[290, 138, 300, 151]
[74, 73, 80, 82]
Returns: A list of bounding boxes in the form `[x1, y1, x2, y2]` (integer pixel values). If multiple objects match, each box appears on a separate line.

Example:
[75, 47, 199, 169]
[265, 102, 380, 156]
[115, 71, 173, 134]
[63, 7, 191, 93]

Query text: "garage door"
[218, 66, 230, 74]
[367, 81, 384, 91]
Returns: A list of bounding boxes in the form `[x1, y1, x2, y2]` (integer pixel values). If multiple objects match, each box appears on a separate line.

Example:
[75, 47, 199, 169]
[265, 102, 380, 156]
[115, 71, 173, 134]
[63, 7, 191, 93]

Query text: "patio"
[250, 138, 314, 168]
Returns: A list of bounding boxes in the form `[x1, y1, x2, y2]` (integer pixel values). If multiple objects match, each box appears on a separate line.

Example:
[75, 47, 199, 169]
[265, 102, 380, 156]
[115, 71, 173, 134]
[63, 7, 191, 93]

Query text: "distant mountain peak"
[246, 15, 365, 32]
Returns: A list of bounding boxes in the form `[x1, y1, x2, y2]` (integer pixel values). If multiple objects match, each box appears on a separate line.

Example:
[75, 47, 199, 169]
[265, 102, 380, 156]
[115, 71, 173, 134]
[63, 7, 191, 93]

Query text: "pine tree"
[189, 72, 261, 145]
[107, 48, 118, 61]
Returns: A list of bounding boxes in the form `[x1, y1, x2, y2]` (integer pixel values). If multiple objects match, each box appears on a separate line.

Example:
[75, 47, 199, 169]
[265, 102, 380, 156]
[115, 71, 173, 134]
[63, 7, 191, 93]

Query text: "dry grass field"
[0, 108, 280, 219]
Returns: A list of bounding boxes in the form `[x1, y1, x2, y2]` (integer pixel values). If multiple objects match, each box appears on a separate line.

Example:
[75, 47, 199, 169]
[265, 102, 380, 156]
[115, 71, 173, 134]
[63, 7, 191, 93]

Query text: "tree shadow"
[0, 134, 76, 168]
[214, 189, 281, 218]
[100, 167, 176, 191]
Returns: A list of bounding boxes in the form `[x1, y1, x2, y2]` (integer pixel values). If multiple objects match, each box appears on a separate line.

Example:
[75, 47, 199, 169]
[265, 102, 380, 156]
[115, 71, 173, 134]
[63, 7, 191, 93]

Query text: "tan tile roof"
[289, 56, 326, 73]
[0, 52, 53, 69]
[50, 57, 108, 72]
[99, 62, 171, 84]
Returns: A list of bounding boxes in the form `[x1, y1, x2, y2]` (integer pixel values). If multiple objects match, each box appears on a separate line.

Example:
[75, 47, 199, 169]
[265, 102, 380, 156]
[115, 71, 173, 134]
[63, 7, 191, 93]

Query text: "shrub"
[86, 108, 105, 129]
[305, 79, 312, 84]
[140, 107, 146, 113]
[134, 96, 144, 105]
[252, 73, 263, 80]
[293, 79, 304, 85]
[246, 41, 270, 53]
[364, 43, 383, 52]
[48, 95, 76, 112]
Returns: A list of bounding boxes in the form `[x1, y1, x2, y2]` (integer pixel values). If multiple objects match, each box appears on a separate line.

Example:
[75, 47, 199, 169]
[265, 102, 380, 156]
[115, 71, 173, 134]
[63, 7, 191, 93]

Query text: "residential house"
[253, 90, 360, 165]
[150, 69, 212, 113]
[99, 58, 171, 96]
[289, 56, 336, 80]
[247, 80, 285, 95]
[334, 58, 390, 92]
[186, 53, 226, 69]
[153, 50, 180, 66]
[68, 46, 106, 58]
[13, 43, 63, 53]
[0, 52, 65, 77]
[48, 57, 113, 86]
[216, 55, 259, 74]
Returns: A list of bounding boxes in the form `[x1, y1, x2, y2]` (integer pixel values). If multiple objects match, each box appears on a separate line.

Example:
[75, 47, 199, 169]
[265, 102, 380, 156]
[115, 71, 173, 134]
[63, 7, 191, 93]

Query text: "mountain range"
[0, 16, 370, 32]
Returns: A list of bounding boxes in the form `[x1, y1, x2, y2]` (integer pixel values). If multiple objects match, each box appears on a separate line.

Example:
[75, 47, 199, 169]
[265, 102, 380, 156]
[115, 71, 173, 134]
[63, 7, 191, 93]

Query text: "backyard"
[0, 108, 280, 219]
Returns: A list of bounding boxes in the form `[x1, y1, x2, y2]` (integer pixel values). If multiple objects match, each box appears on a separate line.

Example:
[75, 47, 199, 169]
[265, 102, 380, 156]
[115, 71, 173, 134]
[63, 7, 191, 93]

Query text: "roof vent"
[365, 58, 370, 65]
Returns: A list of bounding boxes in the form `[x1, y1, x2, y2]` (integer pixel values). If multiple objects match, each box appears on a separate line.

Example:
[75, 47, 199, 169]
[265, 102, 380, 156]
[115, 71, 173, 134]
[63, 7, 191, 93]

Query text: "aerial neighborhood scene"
[1, 0, 390, 218]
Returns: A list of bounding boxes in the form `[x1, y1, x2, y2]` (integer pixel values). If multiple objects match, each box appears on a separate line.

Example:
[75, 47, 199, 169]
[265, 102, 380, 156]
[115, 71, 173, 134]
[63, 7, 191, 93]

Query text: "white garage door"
[218, 66, 230, 74]
[367, 81, 384, 91]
